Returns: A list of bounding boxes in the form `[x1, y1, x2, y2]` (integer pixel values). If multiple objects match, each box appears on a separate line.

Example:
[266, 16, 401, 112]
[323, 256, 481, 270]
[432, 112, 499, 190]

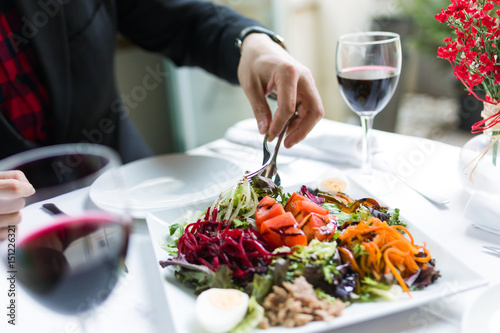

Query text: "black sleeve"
[116, 0, 263, 84]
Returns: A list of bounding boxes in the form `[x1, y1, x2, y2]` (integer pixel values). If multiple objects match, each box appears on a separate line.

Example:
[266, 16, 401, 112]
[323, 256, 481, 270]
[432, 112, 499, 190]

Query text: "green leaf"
[362, 277, 391, 290]
[160, 223, 186, 256]
[322, 265, 339, 284]
[315, 288, 341, 304]
[212, 265, 235, 289]
[176, 269, 213, 295]
[389, 208, 407, 229]
[251, 274, 274, 304]
[250, 175, 282, 198]
[357, 277, 403, 302]
[169, 223, 181, 236]
[229, 296, 264, 333]
[279, 191, 292, 207]
[232, 218, 249, 229]
[269, 257, 290, 286]
[351, 243, 368, 258]
[322, 202, 359, 225]
[290, 239, 337, 262]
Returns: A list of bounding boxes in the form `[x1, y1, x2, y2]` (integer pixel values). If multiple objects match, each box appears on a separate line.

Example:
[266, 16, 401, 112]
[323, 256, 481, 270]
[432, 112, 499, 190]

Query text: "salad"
[159, 174, 440, 332]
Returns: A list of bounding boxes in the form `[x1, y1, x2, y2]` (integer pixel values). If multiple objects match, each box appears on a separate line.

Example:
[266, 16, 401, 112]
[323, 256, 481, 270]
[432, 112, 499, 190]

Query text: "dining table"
[1, 118, 499, 333]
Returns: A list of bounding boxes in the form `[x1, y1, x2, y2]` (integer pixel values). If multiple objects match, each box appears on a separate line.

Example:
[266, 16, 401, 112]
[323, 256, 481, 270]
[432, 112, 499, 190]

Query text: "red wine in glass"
[336, 32, 402, 173]
[15, 213, 129, 315]
[337, 65, 399, 115]
[0, 143, 130, 332]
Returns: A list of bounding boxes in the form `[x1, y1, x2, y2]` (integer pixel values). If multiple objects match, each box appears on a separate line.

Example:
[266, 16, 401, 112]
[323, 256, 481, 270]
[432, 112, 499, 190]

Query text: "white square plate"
[145, 182, 487, 333]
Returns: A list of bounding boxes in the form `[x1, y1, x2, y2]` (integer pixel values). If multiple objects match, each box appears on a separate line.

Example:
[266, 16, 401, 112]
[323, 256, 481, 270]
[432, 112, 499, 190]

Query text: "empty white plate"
[89, 154, 243, 218]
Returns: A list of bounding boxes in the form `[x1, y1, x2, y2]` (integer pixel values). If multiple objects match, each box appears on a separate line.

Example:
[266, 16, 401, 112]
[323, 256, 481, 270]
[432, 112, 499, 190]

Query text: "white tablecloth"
[2, 119, 499, 333]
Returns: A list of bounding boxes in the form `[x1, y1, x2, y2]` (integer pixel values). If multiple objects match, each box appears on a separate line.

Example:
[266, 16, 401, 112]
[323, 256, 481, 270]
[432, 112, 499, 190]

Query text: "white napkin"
[464, 191, 500, 235]
[224, 118, 379, 166]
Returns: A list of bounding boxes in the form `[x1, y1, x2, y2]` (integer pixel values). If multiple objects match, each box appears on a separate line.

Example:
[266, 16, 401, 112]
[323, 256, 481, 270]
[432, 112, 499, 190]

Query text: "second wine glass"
[0, 143, 131, 332]
[336, 31, 402, 174]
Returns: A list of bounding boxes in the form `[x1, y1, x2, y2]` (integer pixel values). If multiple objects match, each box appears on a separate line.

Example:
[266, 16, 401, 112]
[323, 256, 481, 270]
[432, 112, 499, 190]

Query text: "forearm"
[117, 0, 261, 84]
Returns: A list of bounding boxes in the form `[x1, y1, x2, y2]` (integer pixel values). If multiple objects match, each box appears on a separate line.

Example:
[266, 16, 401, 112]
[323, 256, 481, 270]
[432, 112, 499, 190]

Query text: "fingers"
[0, 171, 35, 199]
[0, 197, 26, 214]
[244, 80, 273, 135]
[266, 61, 324, 147]
[283, 74, 325, 148]
[267, 64, 299, 141]
[0, 228, 8, 241]
[0, 171, 33, 241]
[0, 170, 30, 183]
[237, 32, 324, 145]
[0, 212, 21, 241]
[268, 66, 324, 148]
[0, 212, 21, 228]
[283, 106, 322, 149]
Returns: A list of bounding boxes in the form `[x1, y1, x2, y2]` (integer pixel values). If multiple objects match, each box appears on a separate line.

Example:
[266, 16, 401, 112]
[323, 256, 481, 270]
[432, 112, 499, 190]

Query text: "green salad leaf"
[160, 223, 185, 256]
[351, 243, 368, 258]
[389, 208, 407, 227]
[321, 202, 358, 227]
[358, 277, 403, 302]
[229, 296, 264, 333]
[250, 273, 274, 304]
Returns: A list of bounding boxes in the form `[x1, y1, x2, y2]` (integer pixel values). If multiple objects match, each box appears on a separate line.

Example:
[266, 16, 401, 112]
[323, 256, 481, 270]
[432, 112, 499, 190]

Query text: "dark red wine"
[337, 66, 399, 114]
[15, 213, 129, 315]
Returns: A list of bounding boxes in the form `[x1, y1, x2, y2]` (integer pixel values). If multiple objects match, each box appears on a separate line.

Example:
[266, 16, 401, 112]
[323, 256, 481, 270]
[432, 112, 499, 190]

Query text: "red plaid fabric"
[0, 1, 50, 143]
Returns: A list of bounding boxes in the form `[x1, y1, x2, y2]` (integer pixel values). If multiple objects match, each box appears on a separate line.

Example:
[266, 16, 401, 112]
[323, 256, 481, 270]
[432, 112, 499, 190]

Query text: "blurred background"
[114, 0, 476, 155]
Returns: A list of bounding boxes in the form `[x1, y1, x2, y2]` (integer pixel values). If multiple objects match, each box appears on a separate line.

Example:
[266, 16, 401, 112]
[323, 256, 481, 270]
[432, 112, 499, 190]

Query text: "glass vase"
[458, 133, 500, 195]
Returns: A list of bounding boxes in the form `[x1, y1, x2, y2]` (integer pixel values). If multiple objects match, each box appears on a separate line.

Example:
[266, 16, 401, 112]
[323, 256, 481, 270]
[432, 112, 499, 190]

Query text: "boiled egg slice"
[196, 288, 249, 333]
[316, 169, 349, 193]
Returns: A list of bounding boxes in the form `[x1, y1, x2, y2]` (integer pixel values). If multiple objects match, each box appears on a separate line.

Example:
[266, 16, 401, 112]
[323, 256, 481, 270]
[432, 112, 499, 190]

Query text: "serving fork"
[245, 112, 297, 186]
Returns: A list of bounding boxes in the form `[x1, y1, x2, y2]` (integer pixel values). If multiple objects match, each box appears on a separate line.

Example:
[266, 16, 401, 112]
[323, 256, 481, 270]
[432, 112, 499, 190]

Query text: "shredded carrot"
[414, 246, 431, 263]
[384, 248, 410, 295]
[362, 241, 379, 273]
[338, 217, 433, 297]
[338, 247, 365, 278]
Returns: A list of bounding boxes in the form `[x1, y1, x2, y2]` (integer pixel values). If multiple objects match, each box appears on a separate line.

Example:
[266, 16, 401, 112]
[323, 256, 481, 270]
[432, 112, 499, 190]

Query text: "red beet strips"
[177, 209, 276, 278]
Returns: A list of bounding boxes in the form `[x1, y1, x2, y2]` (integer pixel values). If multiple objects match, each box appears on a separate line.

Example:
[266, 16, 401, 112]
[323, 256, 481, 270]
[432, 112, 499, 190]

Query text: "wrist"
[235, 26, 287, 53]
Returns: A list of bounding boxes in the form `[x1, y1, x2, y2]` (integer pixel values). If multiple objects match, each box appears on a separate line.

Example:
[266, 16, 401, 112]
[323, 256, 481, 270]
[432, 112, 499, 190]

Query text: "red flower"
[436, 0, 500, 104]
[483, 3, 494, 11]
[435, 12, 448, 23]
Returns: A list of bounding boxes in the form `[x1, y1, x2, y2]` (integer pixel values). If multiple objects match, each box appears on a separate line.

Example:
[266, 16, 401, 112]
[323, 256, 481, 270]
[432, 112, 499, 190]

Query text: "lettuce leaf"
[359, 277, 402, 302]
[321, 202, 358, 227]
[229, 296, 264, 333]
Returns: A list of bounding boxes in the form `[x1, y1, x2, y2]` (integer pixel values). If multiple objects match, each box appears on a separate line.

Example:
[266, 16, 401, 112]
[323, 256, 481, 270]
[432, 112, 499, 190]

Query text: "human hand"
[0, 171, 35, 240]
[237, 33, 325, 148]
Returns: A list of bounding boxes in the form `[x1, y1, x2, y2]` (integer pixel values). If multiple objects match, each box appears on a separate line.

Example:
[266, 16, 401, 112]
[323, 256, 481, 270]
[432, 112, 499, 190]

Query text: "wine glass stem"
[360, 114, 375, 173]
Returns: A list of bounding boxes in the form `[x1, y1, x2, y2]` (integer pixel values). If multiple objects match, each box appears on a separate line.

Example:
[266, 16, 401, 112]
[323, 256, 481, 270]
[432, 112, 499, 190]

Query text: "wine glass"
[0, 143, 131, 332]
[336, 31, 402, 174]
